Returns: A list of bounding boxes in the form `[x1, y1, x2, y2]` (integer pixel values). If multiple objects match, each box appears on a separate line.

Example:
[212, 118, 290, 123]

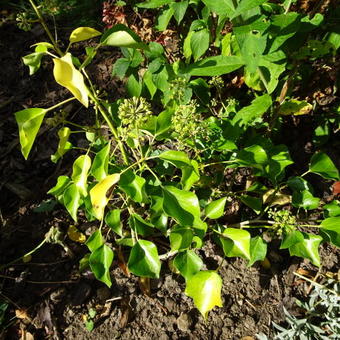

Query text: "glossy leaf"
[53, 53, 88, 107]
[280, 230, 304, 249]
[231, 0, 268, 19]
[137, 0, 173, 9]
[309, 152, 339, 180]
[90, 174, 120, 220]
[119, 170, 147, 203]
[191, 29, 210, 61]
[170, 226, 194, 251]
[320, 217, 340, 247]
[105, 209, 122, 236]
[91, 142, 110, 181]
[289, 233, 322, 267]
[67, 225, 86, 243]
[173, 250, 203, 281]
[205, 197, 227, 219]
[323, 200, 340, 218]
[69, 27, 101, 43]
[159, 150, 192, 167]
[240, 195, 262, 214]
[279, 99, 313, 116]
[63, 183, 81, 221]
[128, 240, 161, 278]
[51, 127, 72, 163]
[71, 155, 92, 197]
[185, 271, 223, 319]
[220, 228, 251, 260]
[129, 214, 154, 237]
[162, 186, 202, 229]
[89, 244, 114, 287]
[48, 175, 71, 197]
[181, 160, 200, 190]
[22, 51, 45, 75]
[248, 236, 267, 266]
[292, 190, 320, 210]
[86, 230, 104, 252]
[201, 0, 235, 17]
[15, 108, 47, 159]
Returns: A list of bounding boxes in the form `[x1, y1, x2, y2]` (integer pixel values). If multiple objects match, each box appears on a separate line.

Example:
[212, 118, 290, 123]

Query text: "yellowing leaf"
[90, 174, 120, 220]
[185, 271, 222, 319]
[67, 225, 86, 243]
[72, 155, 92, 197]
[69, 27, 101, 44]
[279, 99, 313, 116]
[53, 53, 89, 107]
[263, 189, 292, 206]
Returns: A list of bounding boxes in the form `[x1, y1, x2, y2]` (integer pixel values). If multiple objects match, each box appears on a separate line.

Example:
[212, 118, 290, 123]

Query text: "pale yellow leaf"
[263, 189, 291, 206]
[53, 53, 89, 107]
[67, 225, 86, 243]
[69, 27, 101, 44]
[90, 174, 120, 220]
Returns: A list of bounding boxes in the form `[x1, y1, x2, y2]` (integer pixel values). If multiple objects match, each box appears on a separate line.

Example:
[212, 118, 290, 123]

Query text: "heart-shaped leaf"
[63, 183, 81, 222]
[105, 209, 122, 236]
[205, 197, 227, 219]
[185, 271, 223, 319]
[53, 53, 89, 107]
[89, 244, 114, 287]
[91, 142, 110, 181]
[248, 236, 267, 266]
[119, 170, 147, 203]
[128, 240, 161, 278]
[309, 152, 339, 180]
[219, 228, 251, 260]
[320, 217, 340, 247]
[48, 175, 71, 197]
[86, 230, 104, 252]
[173, 250, 203, 281]
[51, 127, 72, 163]
[170, 226, 194, 251]
[15, 108, 47, 159]
[69, 27, 101, 44]
[90, 174, 120, 220]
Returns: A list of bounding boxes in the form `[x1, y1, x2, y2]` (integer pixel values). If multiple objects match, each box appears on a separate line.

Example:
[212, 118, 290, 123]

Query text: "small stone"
[177, 313, 192, 332]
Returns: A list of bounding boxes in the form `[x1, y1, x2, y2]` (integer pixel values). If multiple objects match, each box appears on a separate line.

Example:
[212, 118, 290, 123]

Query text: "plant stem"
[46, 97, 76, 112]
[229, 219, 275, 228]
[28, 0, 64, 57]
[202, 160, 236, 168]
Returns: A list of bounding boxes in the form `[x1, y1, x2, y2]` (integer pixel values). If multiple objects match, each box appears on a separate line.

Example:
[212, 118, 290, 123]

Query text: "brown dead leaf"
[15, 309, 30, 320]
[119, 297, 133, 329]
[117, 247, 130, 277]
[332, 181, 340, 196]
[296, 268, 316, 278]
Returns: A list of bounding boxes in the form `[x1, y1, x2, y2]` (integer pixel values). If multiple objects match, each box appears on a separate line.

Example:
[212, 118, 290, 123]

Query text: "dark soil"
[0, 12, 339, 340]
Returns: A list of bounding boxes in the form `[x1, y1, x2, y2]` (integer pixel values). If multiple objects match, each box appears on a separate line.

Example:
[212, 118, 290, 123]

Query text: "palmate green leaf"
[170, 226, 194, 251]
[219, 228, 251, 260]
[248, 236, 267, 266]
[128, 240, 161, 278]
[162, 186, 204, 230]
[101, 24, 147, 49]
[309, 152, 339, 180]
[119, 170, 147, 203]
[51, 127, 72, 163]
[91, 142, 110, 181]
[89, 244, 114, 287]
[105, 209, 122, 236]
[63, 183, 82, 222]
[71, 155, 92, 197]
[320, 217, 340, 247]
[280, 230, 304, 249]
[191, 29, 210, 61]
[288, 232, 322, 267]
[47, 175, 71, 197]
[86, 230, 104, 252]
[186, 56, 244, 76]
[15, 108, 47, 160]
[173, 250, 203, 281]
[232, 94, 272, 127]
[205, 197, 227, 219]
[185, 271, 223, 319]
[69, 27, 101, 44]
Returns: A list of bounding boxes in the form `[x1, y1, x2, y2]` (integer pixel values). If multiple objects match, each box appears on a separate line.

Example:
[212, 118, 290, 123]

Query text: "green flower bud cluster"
[268, 209, 296, 236]
[172, 100, 207, 148]
[118, 97, 152, 128]
[45, 109, 68, 127]
[209, 76, 224, 89]
[168, 77, 188, 103]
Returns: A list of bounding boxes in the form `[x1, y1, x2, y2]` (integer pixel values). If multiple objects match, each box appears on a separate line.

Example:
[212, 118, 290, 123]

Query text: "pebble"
[176, 313, 192, 332]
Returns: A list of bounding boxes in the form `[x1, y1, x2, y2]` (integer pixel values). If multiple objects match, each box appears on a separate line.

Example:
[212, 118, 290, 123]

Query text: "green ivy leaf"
[129, 214, 155, 237]
[47, 175, 71, 197]
[173, 250, 203, 281]
[15, 108, 47, 160]
[231, 0, 268, 19]
[137, 0, 173, 9]
[22, 52, 45, 75]
[185, 271, 223, 319]
[105, 209, 122, 236]
[201, 0, 235, 17]
[181, 160, 200, 190]
[128, 240, 161, 278]
[191, 29, 210, 61]
[219, 228, 251, 260]
[63, 183, 81, 222]
[69, 27, 101, 44]
[288, 232, 322, 267]
[162, 186, 203, 229]
[309, 152, 339, 180]
[71, 155, 92, 197]
[248, 236, 267, 266]
[170, 226, 194, 251]
[320, 217, 340, 247]
[51, 127, 72, 163]
[91, 142, 110, 181]
[240, 195, 262, 214]
[86, 230, 104, 253]
[323, 200, 340, 218]
[119, 170, 147, 203]
[292, 190, 320, 210]
[280, 230, 304, 249]
[89, 244, 114, 287]
[171, 1, 189, 24]
[155, 7, 174, 31]
[205, 197, 227, 219]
